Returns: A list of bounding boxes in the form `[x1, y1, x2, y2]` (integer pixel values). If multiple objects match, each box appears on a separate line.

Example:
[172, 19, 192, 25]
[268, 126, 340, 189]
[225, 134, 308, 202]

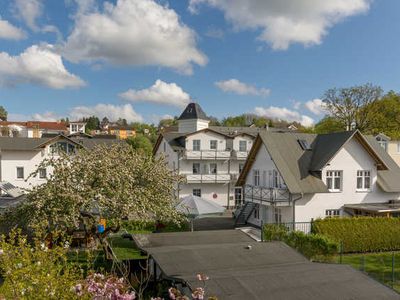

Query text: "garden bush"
[121, 220, 189, 233]
[312, 217, 400, 253]
[262, 224, 338, 260]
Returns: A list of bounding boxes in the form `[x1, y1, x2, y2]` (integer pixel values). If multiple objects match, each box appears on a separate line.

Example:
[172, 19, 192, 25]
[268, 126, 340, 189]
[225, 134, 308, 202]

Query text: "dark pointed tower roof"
[177, 103, 209, 120]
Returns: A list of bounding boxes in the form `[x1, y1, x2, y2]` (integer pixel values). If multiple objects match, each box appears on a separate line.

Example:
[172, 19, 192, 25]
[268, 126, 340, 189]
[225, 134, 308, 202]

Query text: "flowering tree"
[6, 143, 182, 231]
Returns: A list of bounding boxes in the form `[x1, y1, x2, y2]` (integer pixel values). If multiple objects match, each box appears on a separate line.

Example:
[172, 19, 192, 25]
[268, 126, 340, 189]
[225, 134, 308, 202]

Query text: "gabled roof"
[237, 130, 398, 194]
[0, 121, 67, 131]
[177, 103, 209, 121]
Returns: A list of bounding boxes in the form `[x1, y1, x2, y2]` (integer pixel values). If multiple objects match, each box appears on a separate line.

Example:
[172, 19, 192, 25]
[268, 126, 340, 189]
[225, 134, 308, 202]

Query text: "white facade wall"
[185, 131, 227, 151]
[232, 135, 253, 152]
[178, 119, 209, 133]
[155, 138, 179, 171]
[244, 136, 400, 225]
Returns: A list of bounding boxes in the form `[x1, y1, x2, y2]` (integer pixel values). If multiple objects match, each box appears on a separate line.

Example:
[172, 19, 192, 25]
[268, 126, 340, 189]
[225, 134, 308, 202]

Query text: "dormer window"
[193, 140, 201, 151]
[298, 139, 311, 150]
[210, 140, 217, 150]
[239, 140, 247, 152]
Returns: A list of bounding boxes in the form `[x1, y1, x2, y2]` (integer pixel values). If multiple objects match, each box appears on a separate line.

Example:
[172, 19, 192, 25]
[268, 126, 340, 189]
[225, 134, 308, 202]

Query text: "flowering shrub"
[75, 273, 136, 300]
[0, 229, 81, 299]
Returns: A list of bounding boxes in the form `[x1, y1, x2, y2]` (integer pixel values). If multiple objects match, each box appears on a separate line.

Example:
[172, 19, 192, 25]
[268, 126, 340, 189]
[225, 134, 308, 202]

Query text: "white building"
[68, 121, 86, 134]
[236, 130, 400, 228]
[0, 121, 68, 138]
[154, 103, 290, 208]
[0, 135, 120, 190]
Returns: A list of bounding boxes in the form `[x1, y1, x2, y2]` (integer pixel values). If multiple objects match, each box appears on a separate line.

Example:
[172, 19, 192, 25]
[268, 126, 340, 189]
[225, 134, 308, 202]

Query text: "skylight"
[298, 139, 312, 150]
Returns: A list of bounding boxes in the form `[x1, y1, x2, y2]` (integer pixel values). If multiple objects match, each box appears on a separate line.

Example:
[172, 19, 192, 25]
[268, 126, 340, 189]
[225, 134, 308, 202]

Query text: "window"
[234, 188, 243, 207]
[210, 163, 217, 174]
[193, 140, 201, 151]
[253, 169, 260, 186]
[192, 163, 200, 174]
[239, 163, 244, 174]
[326, 209, 340, 217]
[239, 140, 247, 152]
[274, 207, 282, 224]
[71, 124, 78, 132]
[376, 136, 388, 152]
[163, 142, 166, 152]
[272, 170, 279, 188]
[262, 170, 267, 187]
[326, 171, 342, 191]
[193, 189, 201, 197]
[298, 139, 311, 150]
[39, 168, 47, 179]
[357, 170, 371, 191]
[253, 204, 260, 219]
[210, 140, 217, 150]
[16, 167, 24, 179]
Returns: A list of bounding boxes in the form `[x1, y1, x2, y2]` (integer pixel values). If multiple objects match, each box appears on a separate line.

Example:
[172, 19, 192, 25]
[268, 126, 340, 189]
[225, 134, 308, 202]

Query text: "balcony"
[232, 150, 249, 160]
[186, 174, 231, 183]
[243, 184, 290, 203]
[184, 150, 231, 160]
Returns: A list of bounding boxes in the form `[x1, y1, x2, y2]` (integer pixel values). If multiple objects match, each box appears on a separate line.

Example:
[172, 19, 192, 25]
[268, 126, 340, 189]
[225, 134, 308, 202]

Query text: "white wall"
[185, 131, 227, 151]
[178, 119, 209, 133]
[155, 137, 179, 172]
[295, 137, 400, 222]
[232, 135, 253, 152]
[179, 183, 234, 207]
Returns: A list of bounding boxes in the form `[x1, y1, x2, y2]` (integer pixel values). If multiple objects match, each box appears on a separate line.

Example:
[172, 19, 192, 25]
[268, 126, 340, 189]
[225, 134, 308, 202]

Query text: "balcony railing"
[244, 184, 290, 203]
[232, 150, 249, 159]
[185, 150, 231, 160]
[186, 174, 231, 183]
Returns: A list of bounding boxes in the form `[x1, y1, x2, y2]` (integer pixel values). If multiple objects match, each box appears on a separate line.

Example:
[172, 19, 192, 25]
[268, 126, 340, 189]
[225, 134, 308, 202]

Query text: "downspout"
[292, 192, 304, 225]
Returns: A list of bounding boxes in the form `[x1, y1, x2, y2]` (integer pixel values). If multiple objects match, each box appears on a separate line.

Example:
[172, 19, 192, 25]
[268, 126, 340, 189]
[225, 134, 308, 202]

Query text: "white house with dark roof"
[153, 103, 292, 208]
[236, 130, 400, 228]
[0, 135, 120, 190]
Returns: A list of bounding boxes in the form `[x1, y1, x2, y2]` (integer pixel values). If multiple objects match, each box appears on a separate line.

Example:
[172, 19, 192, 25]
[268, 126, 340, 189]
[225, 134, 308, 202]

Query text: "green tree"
[323, 83, 382, 131]
[84, 116, 100, 132]
[126, 134, 153, 155]
[6, 143, 182, 231]
[314, 116, 346, 134]
[0, 105, 7, 121]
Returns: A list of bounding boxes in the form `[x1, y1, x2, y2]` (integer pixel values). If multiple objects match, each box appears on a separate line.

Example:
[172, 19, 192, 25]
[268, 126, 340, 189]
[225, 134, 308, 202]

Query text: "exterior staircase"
[234, 202, 256, 226]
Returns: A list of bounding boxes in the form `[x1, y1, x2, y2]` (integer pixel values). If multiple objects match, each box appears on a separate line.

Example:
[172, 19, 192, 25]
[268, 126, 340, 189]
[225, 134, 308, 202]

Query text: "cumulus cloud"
[215, 79, 270, 97]
[63, 0, 207, 74]
[14, 0, 43, 31]
[69, 103, 143, 123]
[119, 80, 191, 108]
[0, 19, 26, 40]
[189, 0, 370, 50]
[254, 106, 314, 127]
[305, 98, 327, 115]
[0, 44, 86, 89]
[31, 111, 60, 121]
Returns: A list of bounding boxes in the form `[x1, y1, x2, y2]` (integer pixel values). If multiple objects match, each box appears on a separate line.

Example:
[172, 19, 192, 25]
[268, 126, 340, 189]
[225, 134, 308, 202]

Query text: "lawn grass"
[336, 252, 400, 292]
[107, 235, 148, 261]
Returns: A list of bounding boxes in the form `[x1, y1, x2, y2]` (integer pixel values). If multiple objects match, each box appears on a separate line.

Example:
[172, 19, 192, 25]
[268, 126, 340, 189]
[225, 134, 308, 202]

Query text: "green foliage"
[0, 105, 7, 121]
[284, 231, 338, 260]
[313, 217, 400, 253]
[121, 219, 189, 234]
[263, 224, 288, 241]
[126, 134, 153, 155]
[262, 224, 338, 260]
[5, 143, 183, 232]
[314, 116, 346, 134]
[0, 229, 82, 299]
[82, 116, 100, 132]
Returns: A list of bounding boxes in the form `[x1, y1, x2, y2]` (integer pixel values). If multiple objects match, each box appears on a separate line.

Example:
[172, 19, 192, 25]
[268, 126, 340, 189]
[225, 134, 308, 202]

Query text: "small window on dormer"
[298, 139, 311, 150]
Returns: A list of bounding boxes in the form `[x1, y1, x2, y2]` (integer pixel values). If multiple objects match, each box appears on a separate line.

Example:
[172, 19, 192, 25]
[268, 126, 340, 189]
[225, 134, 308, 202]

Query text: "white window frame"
[234, 187, 243, 207]
[192, 163, 200, 174]
[274, 207, 282, 224]
[356, 170, 371, 191]
[210, 140, 217, 150]
[39, 168, 47, 179]
[239, 140, 247, 152]
[325, 209, 340, 217]
[210, 163, 217, 175]
[16, 167, 24, 179]
[193, 189, 201, 197]
[193, 140, 201, 151]
[253, 169, 260, 186]
[326, 170, 342, 192]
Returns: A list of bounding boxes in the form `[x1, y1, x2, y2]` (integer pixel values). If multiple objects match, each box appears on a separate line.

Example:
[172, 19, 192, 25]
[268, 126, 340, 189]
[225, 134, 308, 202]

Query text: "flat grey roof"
[344, 202, 400, 213]
[134, 230, 399, 300]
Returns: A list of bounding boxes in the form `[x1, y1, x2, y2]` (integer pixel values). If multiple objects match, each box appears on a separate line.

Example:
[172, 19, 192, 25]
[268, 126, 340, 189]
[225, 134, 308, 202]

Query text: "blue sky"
[0, 0, 399, 126]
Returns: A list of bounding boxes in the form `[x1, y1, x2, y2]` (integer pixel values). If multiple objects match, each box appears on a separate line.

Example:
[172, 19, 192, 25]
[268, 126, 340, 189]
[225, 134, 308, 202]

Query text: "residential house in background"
[68, 121, 86, 135]
[99, 118, 136, 139]
[0, 121, 68, 138]
[153, 103, 290, 208]
[0, 135, 120, 190]
[375, 133, 400, 167]
[236, 130, 400, 228]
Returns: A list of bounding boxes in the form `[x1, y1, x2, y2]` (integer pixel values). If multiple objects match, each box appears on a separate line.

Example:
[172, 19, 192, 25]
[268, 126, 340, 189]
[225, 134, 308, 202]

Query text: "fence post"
[392, 252, 395, 288]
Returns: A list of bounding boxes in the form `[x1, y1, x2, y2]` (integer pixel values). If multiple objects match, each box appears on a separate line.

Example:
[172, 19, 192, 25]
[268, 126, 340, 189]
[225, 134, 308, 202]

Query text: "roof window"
[298, 139, 312, 150]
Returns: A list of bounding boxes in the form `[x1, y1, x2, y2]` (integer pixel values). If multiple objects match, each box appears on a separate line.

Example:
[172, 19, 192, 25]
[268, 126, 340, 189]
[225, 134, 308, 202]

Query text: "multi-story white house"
[0, 135, 120, 190]
[154, 103, 291, 208]
[236, 130, 400, 228]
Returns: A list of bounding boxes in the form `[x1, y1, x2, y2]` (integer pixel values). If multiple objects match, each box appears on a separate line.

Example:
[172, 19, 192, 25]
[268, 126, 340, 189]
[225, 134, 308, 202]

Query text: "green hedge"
[263, 224, 338, 260]
[312, 217, 400, 253]
[121, 220, 189, 233]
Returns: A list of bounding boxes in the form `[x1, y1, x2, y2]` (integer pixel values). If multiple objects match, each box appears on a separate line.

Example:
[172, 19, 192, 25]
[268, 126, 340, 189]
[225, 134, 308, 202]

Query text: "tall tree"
[0, 106, 7, 121]
[323, 83, 383, 131]
[314, 116, 346, 134]
[126, 134, 153, 155]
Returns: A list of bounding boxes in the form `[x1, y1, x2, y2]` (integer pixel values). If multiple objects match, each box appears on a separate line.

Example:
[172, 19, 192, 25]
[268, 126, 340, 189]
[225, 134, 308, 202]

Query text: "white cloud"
[63, 0, 207, 74]
[189, 0, 370, 50]
[0, 44, 86, 89]
[69, 103, 143, 123]
[0, 19, 26, 40]
[149, 114, 174, 124]
[31, 111, 60, 121]
[292, 100, 301, 110]
[205, 27, 224, 39]
[215, 79, 270, 97]
[119, 80, 191, 108]
[14, 0, 43, 31]
[305, 98, 327, 115]
[254, 106, 314, 127]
